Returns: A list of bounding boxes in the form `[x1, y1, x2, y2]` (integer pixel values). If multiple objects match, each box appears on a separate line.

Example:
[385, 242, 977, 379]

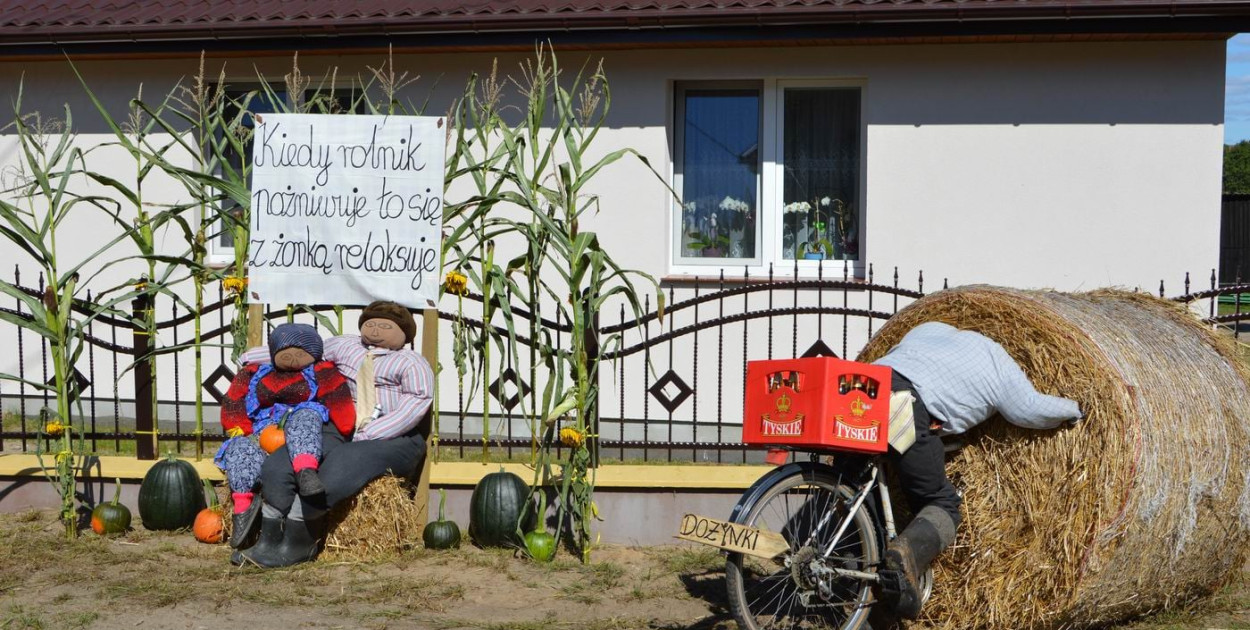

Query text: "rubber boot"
[232, 513, 283, 567]
[240, 516, 324, 569]
[881, 517, 944, 619]
[228, 496, 262, 549]
[296, 468, 326, 497]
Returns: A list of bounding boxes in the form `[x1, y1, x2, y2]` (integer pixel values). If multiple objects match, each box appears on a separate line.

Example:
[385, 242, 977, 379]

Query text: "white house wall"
[0, 40, 1227, 440]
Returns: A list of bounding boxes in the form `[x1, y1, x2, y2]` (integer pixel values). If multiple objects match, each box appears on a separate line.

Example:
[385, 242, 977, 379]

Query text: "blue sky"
[1228, 34, 1250, 144]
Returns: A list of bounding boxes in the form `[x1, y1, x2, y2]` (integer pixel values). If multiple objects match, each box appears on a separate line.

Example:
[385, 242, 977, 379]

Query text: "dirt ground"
[0, 510, 1245, 630]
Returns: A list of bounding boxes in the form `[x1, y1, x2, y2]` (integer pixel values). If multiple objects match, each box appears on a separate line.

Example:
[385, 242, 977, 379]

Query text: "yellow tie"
[355, 351, 378, 431]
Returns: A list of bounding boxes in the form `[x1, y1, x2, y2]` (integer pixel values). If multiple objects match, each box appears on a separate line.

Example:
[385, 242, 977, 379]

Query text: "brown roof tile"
[0, 0, 1248, 47]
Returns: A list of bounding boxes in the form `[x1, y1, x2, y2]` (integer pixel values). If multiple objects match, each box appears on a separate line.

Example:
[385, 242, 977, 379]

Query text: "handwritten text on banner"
[248, 113, 446, 309]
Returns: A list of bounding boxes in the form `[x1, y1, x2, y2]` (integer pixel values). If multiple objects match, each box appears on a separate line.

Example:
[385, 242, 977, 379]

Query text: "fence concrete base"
[0, 457, 770, 545]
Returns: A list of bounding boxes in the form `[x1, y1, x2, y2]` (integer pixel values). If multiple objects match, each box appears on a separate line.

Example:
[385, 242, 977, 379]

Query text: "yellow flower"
[226, 427, 245, 439]
[222, 276, 248, 294]
[443, 270, 469, 297]
[44, 421, 65, 437]
[559, 427, 585, 448]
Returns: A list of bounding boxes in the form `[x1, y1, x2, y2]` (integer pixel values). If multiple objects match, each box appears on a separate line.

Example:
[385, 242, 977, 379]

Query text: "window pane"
[678, 88, 760, 260]
[782, 87, 860, 261]
[218, 90, 286, 249]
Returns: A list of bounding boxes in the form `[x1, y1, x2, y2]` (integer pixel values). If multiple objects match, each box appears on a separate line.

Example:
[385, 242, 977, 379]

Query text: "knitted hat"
[268, 323, 324, 363]
[359, 301, 417, 344]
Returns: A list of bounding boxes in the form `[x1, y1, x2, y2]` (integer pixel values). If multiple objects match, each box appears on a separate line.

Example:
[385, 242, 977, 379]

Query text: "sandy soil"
[0, 510, 1244, 630]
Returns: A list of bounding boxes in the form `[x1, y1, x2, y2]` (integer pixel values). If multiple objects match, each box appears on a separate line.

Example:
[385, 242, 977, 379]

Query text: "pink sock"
[232, 492, 253, 515]
[292, 454, 319, 473]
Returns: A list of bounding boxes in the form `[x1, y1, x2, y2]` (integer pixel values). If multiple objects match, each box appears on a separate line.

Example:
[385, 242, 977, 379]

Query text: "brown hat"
[358, 301, 417, 344]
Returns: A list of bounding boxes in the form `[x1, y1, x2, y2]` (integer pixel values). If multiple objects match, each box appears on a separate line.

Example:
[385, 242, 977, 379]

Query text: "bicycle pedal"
[877, 569, 905, 595]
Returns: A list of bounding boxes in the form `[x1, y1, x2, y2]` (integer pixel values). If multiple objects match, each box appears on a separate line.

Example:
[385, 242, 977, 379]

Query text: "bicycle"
[676, 357, 933, 630]
[723, 452, 932, 630]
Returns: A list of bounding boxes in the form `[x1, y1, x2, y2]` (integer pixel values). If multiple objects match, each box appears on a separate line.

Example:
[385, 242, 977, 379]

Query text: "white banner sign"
[247, 113, 445, 309]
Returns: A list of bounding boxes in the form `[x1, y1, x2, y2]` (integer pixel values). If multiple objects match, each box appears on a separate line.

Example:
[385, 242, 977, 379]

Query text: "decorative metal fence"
[2, 262, 1247, 463]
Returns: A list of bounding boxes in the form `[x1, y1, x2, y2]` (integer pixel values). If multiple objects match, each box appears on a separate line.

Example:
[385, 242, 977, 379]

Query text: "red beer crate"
[743, 357, 893, 454]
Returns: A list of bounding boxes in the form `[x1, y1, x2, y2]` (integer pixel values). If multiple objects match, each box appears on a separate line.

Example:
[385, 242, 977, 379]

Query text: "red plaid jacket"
[220, 361, 356, 437]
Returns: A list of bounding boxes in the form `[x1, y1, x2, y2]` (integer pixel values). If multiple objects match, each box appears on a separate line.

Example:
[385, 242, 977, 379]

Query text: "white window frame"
[668, 78, 867, 278]
[203, 85, 365, 268]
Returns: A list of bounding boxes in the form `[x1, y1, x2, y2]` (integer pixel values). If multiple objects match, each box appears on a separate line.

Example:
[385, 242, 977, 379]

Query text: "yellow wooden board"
[676, 513, 790, 559]
[0, 455, 773, 489]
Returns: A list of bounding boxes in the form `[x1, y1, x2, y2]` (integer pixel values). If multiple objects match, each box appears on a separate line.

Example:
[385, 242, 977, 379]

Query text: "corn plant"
[442, 47, 670, 562]
[0, 89, 176, 537]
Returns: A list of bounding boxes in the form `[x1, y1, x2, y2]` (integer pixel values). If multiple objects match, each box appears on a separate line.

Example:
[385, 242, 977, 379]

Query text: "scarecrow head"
[358, 301, 416, 350]
[268, 323, 324, 371]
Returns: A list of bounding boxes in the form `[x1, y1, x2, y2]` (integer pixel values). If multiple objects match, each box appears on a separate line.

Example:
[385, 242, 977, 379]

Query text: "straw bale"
[322, 476, 424, 561]
[220, 477, 422, 560]
[856, 286, 1250, 629]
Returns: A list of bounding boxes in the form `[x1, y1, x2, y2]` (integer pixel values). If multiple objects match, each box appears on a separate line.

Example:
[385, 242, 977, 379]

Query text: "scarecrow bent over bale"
[870, 321, 1083, 619]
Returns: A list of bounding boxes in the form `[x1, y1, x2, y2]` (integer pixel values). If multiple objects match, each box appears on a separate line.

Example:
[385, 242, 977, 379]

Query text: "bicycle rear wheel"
[726, 467, 879, 630]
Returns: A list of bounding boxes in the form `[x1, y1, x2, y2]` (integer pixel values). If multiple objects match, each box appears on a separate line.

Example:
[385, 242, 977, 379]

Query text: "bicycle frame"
[813, 460, 900, 585]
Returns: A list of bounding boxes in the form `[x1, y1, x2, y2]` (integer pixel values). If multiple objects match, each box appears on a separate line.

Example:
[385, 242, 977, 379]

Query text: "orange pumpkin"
[194, 507, 224, 543]
[194, 479, 224, 544]
[259, 424, 286, 454]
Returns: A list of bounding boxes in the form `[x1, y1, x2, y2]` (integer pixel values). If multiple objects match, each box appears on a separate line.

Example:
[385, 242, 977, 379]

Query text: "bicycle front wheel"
[725, 467, 880, 630]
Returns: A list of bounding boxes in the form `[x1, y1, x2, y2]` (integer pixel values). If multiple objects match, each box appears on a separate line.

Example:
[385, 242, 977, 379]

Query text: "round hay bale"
[856, 286, 1250, 629]
[322, 476, 424, 561]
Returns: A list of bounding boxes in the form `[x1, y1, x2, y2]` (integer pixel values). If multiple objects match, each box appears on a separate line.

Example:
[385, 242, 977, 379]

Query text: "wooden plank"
[0, 455, 773, 489]
[246, 303, 264, 348]
[676, 513, 790, 559]
[414, 308, 439, 530]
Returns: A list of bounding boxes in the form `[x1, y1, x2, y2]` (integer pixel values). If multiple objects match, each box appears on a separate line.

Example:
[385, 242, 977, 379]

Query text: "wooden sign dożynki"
[676, 513, 790, 559]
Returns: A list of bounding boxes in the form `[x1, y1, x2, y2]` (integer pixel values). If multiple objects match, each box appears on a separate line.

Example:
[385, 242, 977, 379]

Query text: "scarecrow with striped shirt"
[233, 301, 434, 568]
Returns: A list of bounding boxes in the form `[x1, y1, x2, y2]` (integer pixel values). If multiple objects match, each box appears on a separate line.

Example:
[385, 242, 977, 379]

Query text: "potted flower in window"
[789, 197, 855, 260]
[686, 228, 731, 257]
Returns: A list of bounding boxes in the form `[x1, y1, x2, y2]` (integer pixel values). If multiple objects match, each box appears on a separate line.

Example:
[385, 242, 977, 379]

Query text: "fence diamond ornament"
[46, 368, 91, 399]
[649, 370, 693, 414]
[802, 340, 838, 359]
[203, 365, 236, 405]
[489, 368, 532, 411]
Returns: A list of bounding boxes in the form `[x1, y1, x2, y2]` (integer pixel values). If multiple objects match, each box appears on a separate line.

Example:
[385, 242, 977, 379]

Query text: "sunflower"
[443, 270, 469, 297]
[222, 276, 248, 294]
[559, 426, 585, 448]
[43, 420, 65, 437]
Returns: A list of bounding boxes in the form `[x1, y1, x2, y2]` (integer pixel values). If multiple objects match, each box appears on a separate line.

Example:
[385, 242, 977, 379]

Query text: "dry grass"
[857, 286, 1250, 630]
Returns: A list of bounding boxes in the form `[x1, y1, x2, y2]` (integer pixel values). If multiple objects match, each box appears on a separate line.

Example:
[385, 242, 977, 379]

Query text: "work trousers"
[259, 422, 426, 517]
[889, 371, 963, 527]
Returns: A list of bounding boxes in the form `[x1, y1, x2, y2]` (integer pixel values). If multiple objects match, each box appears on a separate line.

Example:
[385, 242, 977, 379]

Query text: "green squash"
[524, 529, 557, 562]
[524, 490, 556, 562]
[422, 488, 461, 550]
[469, 468, 533, 548]
[91, 478, 131, 535]
[138, 454, 206, 531]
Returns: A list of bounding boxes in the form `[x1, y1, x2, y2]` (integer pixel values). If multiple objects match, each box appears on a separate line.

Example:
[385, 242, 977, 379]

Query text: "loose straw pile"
[857, 286, 1250, 629]
[322, 476, 423, 561]
[221, 476, 423, 562]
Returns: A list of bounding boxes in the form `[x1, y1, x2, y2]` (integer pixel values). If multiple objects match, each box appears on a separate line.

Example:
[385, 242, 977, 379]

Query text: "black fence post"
[585, 301, 601, 468]
[132, 295, 156, 460]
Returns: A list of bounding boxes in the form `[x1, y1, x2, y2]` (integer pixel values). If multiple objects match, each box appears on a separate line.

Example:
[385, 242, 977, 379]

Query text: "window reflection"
[678, 88, 760, 259]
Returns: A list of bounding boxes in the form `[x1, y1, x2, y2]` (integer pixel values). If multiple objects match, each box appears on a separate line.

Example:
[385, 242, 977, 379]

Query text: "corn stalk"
[0, 86, 179, 537]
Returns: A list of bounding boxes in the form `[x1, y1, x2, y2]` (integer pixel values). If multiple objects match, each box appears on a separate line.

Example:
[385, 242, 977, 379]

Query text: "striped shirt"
[872, 322, 1081, 436]
[241, 335, 434, 441]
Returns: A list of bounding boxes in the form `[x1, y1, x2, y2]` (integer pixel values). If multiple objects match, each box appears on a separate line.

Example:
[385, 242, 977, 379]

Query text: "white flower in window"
[820, 196, 832, 207]
[719, 196, 749, 213]
[783, 201, 810, 214]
